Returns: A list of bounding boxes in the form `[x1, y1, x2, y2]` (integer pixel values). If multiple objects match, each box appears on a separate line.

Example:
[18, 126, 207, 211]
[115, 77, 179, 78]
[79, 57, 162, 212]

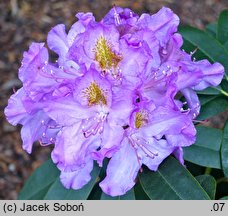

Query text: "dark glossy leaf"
[197, 87, 221, 95]
[198, 95, 218, 106]
[220, 196, 228, 200]
[221, 120, 228, 177]
[217, 10, 228, 44]
[184, 126, 222, 169]
[181, 36, 210, 61]
[87, 183, 102, 200]
[205, 23, 217, 38]
[44, 163, 101, 200]
[100, 188, 135, 200]
[221, 79, 228, 93]
[195, 175, 216, 199]
[179, 26, 228, 76]
[134, 181, 150, 200]
[224, 41, 228, 51]
[19, 159, 101, 200]
[197, 96, 228, 120]
[18, 159, 60, 200]
[139, 157, 210, 200]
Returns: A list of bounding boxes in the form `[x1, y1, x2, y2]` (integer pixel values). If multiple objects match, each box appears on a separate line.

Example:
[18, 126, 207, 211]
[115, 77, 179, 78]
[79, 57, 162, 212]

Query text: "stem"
[220, 89, 228, 97]
[225, 75, 228, 82]
[217, 177, 228, 184]
[205, 167, 212, 175]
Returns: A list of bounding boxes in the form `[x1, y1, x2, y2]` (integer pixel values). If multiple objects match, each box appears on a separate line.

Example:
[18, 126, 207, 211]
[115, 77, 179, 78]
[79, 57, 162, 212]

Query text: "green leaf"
[197, 88, 221, 96]
[100, 188, 135, 200]
[139, 157, 210, 200]
[184, 126, 222, 169]
[220, 196, 228, 200]
[19, 159, 101, 200]
[221, 120, 228, 177]
[179, 26, 228, 76]
[221, 79, 228, 93]
[181, 37, 210, 61]
[224, 41, 228, 51]
[217, 10, 228, 44]
[87, 183, 102, 200]
[195, 175, 216, 199]
[134, 181, 150, 200]
[197, 87, 221, 95]
[44, 163, 101, 200]
[185, 126, 222, 167]
[18, 159, 60, 200]
[198, 95, 218, 106]
[197, 96, 228, 120]
[206, 23, 217, 38]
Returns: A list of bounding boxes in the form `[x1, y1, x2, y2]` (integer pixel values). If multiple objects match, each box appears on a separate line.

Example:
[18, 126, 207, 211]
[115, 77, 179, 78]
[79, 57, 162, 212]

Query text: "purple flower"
[5, 87, 59, 153]
[42, 66, 133, 188]
[99, 97, 196, 196]
[4, 6, 224, 197]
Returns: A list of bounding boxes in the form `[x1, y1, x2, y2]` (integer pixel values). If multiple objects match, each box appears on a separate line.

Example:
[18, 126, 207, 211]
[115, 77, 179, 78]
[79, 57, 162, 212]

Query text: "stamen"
[94, 36, 122, 72]
[82, 82, 107, 106]
[190, 47, 198, 56]
[38, 64, 66, 83]
[82, 113, 107, 138]
[147, 65, 176, 83]
[135, 110, 148, 129]
[129, 135, 158, 165]
[193, 119, 209, 123]
[129, 137, 142, 168]
[133, 136, 158, 159]
[113, 5, 121, 25]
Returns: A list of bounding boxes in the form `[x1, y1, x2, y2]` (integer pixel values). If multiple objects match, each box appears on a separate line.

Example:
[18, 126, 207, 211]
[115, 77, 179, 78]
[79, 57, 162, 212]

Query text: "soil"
[0, 0, 227, 199]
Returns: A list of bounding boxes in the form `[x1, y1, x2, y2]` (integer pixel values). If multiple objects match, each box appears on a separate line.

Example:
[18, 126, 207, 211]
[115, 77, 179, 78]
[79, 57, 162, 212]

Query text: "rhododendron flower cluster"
[5, 7, 224, 196]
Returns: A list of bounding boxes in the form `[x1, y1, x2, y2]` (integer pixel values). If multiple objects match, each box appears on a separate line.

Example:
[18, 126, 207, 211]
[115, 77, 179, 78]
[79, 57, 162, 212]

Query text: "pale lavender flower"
[4, 6, 224, 196]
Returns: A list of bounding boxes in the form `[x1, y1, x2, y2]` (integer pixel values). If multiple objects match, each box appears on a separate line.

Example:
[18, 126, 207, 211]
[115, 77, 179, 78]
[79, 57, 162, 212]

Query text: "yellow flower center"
[82, 82, 107, 106]
[94, 36, 122, 71]
[135, 110, 148, 129]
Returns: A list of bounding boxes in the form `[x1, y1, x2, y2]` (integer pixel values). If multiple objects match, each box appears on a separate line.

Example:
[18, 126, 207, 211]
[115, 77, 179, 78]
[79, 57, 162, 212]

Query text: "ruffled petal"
[99, 138, 140, 196]
[75, 12, 95, 26]
[19, 43, 47, 82]
[192, 60, 224, 90]
[51, 123, 100, 172]
[20, 111, 52, 153]
[67, 12, 95, 47]
[92, 123, 124, 166]
[181, 88, 200, 118]
[173, 147, 185, 165]
[47, 24, 68, 60]
[142, 70, 178, 108]
[160, 34, 203, 90]
[142, 138, 174, 171]
[119, 36, 153, 83]
[102, 6, 138, 26]
[137, 7, 179, 47]
[4, 87, 60, 153]
[109, 87, 134, 126]
[60, 158, 94, 190]
[143, 106, 193, 137]
[166, 123, 196, 147]
[43, 95, 95, 126]
[68, 22, 120, 70]
[4, 88, 28, 126]
[18, 43, 59, 100]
